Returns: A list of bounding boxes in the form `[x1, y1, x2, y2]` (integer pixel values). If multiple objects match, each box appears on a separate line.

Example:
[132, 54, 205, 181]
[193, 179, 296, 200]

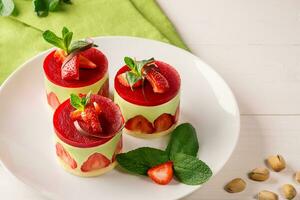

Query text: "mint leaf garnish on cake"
[116, 123, 213, 185]
[42, 27, 98, 80]
[117, 56, 170, 93]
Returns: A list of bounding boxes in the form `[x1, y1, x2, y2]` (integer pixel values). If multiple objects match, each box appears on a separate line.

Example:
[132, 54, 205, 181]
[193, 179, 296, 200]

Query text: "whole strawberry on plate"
[53, 92, 124, 177]
[114, 57, 181, 138]
[43, 27, 109, 110]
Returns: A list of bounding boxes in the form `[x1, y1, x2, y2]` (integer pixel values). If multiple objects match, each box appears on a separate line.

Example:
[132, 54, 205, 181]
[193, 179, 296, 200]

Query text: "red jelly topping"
[53, 95, 123, 148]
[114, 61, 181, 106]
[43, 48, 108, 88]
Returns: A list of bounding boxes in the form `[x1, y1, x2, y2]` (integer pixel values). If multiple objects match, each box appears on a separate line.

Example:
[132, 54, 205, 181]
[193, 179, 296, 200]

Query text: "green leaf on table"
[173, 153, 212, 185]
[0, 0, 15, 16]
[166, 123, 199, 159]
[48, 0, 60, 11]
[62, 0, 72, 4]
[116, 147, 169, 175]
[33, 0, 48, 17]
[42, 30, 66, 51]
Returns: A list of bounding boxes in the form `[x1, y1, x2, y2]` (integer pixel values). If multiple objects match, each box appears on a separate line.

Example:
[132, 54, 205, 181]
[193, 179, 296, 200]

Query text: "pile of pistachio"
[224, 154, 299, 200]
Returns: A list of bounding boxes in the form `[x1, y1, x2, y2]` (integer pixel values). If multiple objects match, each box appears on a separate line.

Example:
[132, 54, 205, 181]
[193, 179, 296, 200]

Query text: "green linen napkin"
[0, 0, 188, 84]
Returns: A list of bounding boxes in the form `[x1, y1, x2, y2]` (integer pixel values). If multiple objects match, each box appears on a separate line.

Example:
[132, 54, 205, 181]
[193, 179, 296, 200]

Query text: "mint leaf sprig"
[33, 0, 71, 17]
[116, 123, 213, 185]
[42, 27, 98, 55]
[123, 57, 154, 89]
[70, 91, 91, 111]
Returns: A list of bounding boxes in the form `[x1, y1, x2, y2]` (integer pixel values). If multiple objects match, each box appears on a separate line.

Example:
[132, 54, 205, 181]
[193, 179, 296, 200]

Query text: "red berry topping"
[143, 66, 169, 93]
[79, 105, 102, 135]
[153, 113, 174, 132]
[78, 55, 97, 69]
[147, 161, 173, 185]
[61, 54, 80, 80]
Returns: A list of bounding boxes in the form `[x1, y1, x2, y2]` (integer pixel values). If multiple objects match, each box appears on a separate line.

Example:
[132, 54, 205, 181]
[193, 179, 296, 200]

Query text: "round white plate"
[0, 37, 239, 200]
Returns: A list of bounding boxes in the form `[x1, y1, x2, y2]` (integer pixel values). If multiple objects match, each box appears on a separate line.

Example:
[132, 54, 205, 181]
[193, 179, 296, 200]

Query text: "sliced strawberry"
[147, 161, 173, 185]
[125, 115, 154, 134]
[79, 105, 102, 134]
[117, 73, 142, 88]
[47, 92, 60, 110]
[154, 113, 174, 132]
[70, 110, 82, 120]
[81, 153, 110, 172]
[143, 67, 169, 93]
[93, 102, 102, 114]
[98, 79, 109, 97]
[56, 143, 77, 169]
[78, 55, 97, 69]
[61, 55, 80, 80]
[53, 49, 67, 64]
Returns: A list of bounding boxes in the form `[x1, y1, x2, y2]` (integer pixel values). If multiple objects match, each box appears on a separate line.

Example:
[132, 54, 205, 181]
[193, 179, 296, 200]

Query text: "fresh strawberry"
[117, 73, 142, 88]
[56, 143, 77, 169]
[147, 161, 173, 185]
[53, 49, 67, 64]
[47, 92, 60, 110]
[125, 115, 154, 134]
[98, 79, 109, 97]
[78, 55, 97, 69]
[70, 109, 82, 120]
[79, 105, 102, 134]
[93, 102, 102, 114]
[154, 113, 174, 132]
[112, 139, 123, 162]
[81, 153, 110, 172]
[174, 105, 180, 123]
[61, 54, 80, 80]
[143, 67, 169, 93]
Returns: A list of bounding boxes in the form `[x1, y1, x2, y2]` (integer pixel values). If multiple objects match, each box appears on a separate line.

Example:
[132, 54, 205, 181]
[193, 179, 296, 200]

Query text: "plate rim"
[0, 36, 240, 200]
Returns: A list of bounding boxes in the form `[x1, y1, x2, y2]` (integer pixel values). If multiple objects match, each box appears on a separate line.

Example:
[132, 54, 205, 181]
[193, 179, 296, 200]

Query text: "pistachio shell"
[267, 155, 286, 172]
[248, 167, 270, 181]
[224, 178, 246, 193]
[258, 190, 278, 200]
[282, 184, 297, 200]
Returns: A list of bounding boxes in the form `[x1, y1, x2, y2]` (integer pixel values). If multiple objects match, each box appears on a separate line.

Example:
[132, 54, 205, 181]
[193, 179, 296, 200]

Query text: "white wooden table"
[1, 0, 300, 199]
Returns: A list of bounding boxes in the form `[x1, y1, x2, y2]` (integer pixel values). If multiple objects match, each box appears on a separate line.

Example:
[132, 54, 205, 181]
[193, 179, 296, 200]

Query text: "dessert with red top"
[53, 92, 123, 177]
[114, 57, 180, 138]
[43, 27, 109, 110]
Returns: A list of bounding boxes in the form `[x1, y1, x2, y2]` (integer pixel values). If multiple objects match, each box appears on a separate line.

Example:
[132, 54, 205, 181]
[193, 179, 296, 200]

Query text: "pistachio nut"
[224, 178, 246, 193]
[248, 167, 270, 181]
[267, 155, 286, 172]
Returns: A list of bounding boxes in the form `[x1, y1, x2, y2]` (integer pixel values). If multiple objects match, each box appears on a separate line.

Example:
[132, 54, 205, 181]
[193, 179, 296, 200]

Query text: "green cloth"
[0, 0, 188, 84]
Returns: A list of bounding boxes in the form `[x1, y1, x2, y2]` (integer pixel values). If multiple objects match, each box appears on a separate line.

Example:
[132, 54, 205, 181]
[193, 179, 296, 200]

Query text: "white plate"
[0, 37, 240, 200]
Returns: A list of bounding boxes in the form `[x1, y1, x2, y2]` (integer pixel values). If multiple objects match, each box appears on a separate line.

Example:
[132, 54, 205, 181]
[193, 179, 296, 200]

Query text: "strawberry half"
[56, 143, 77, 169]
[125, 115, 154, 134]
[153, 113, 174, 132]
[53, 49, 67, 64]
[78, 55, 97, 69]
[61, 54, 80, 80]
[79, 105, 102, 135]
[147, 161, 173, 185]
[81, 153, 110, 172]
[117, 73, 142, 88]
[143, 66, 169, 93]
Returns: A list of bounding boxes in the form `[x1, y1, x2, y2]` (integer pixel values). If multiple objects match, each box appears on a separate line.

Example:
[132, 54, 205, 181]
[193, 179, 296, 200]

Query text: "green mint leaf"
[70, 93, 84, 111]
[135, 58, 155, 75]
[69, 40, 94, 53]
[126, 71, 142, 90]
[81, 91, 91, 107]
[124, 57, 135, 70]
[166, 123, 199, 160]
[48, 0, 60, 11]
[62, 27, 69, 37]
[0, 0, 14, 16]
[173, 153, 212, 185]
[42, 30, 66, 51]
[63, 31, 73, 53]
[33, 0, 48, 17]
[116, 147, 169, 175]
